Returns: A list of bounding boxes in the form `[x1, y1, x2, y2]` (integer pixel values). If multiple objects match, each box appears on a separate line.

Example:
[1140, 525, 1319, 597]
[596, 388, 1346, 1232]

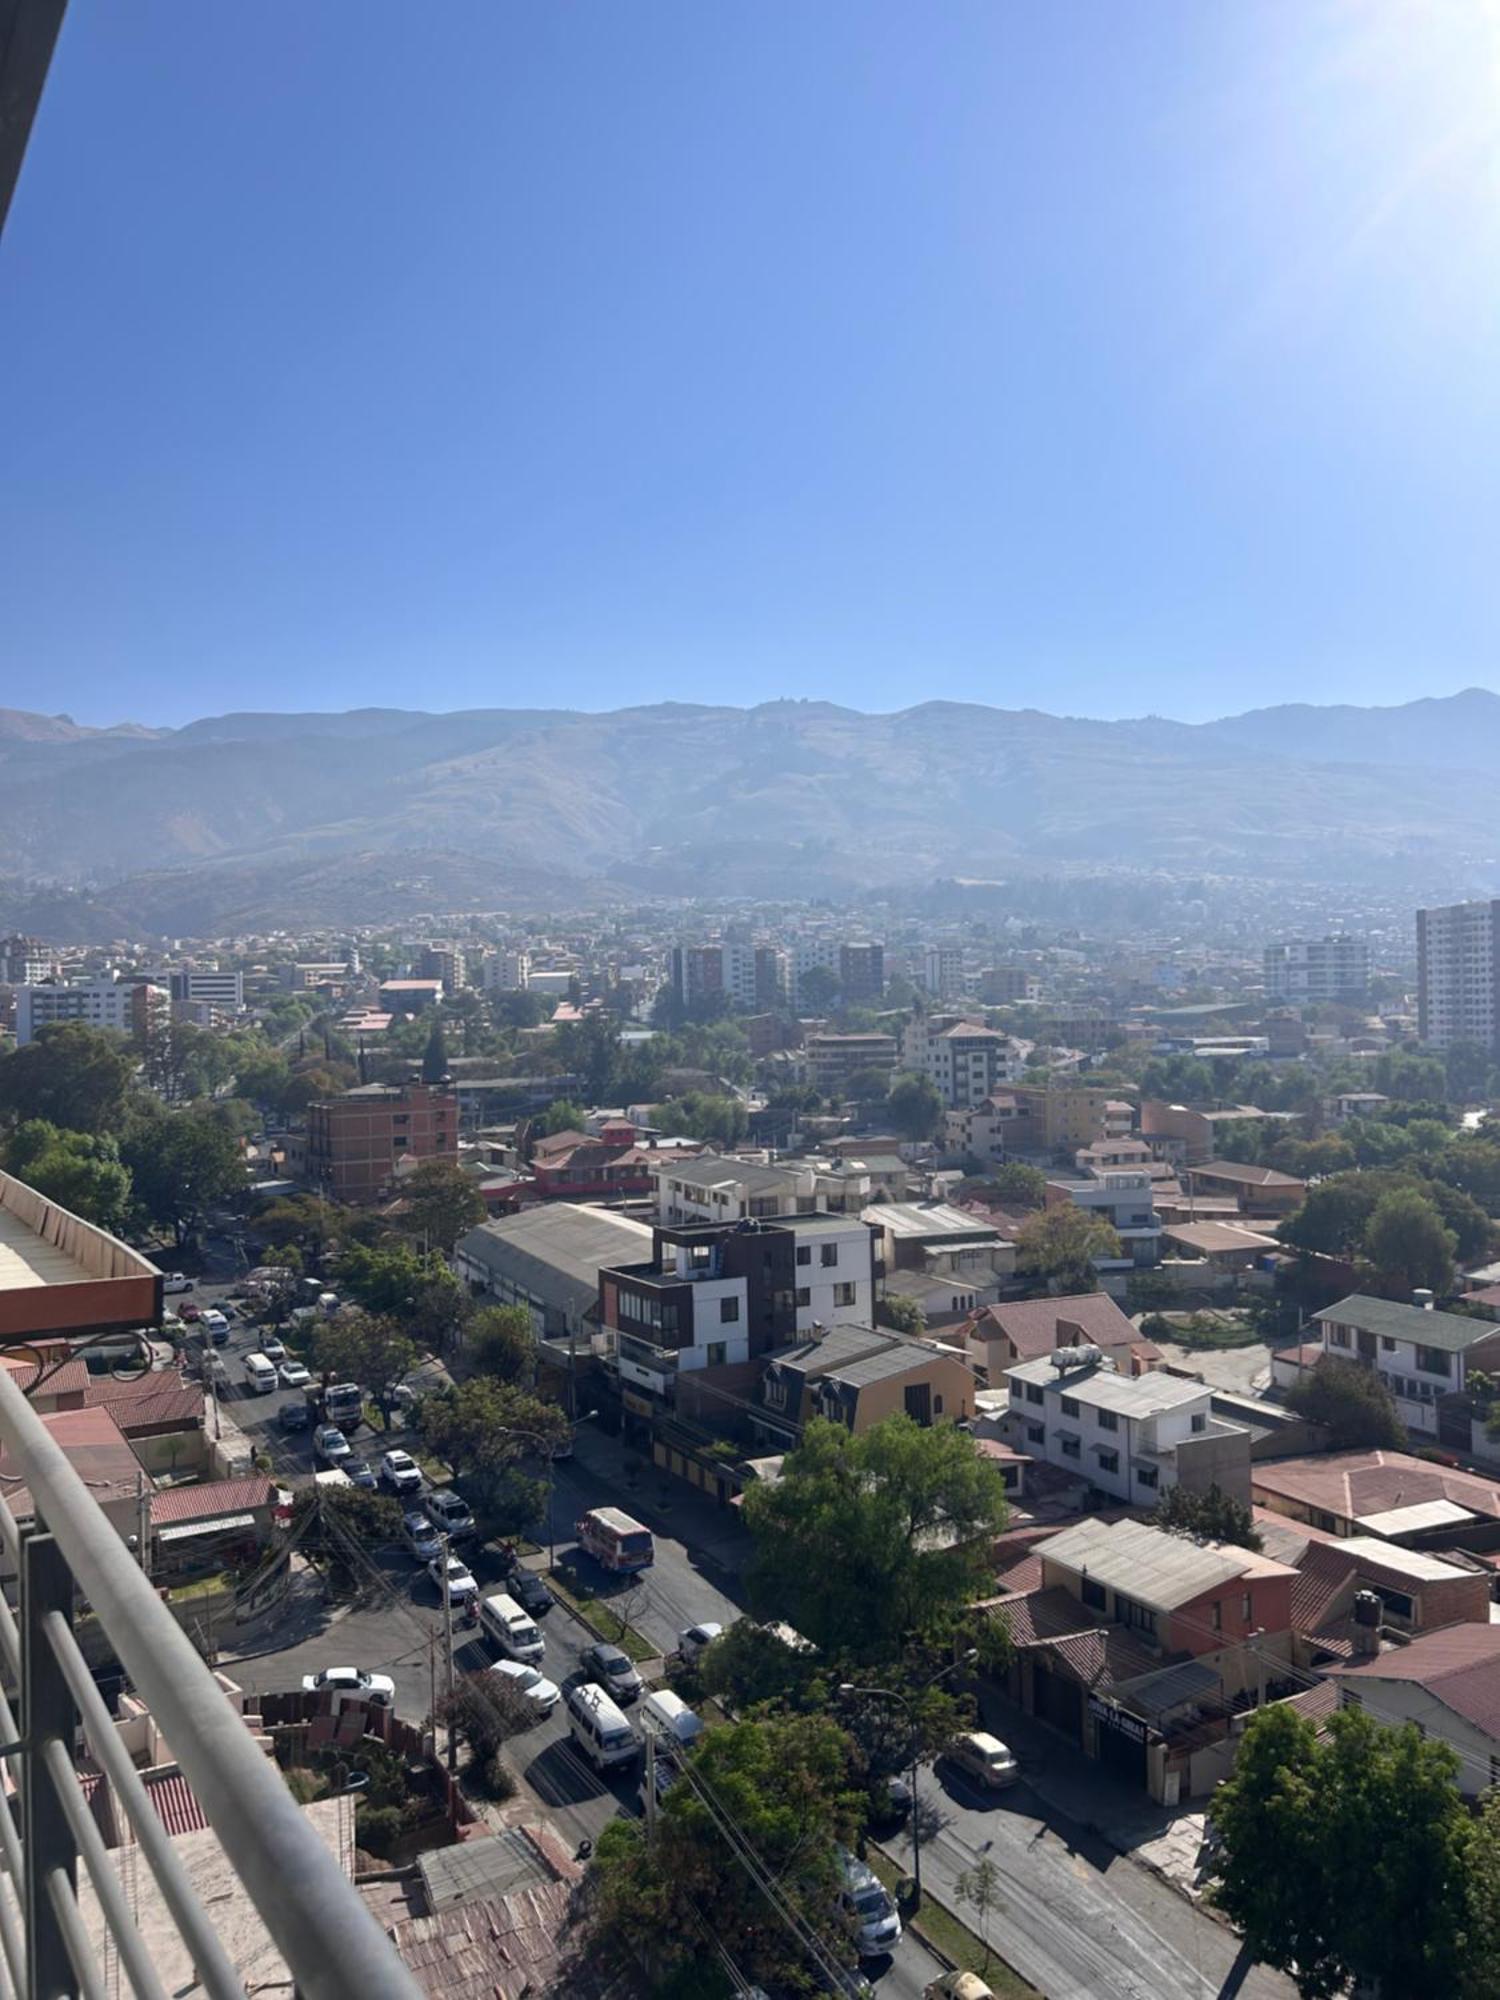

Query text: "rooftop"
[970, 1292, 1141, 1357]
[459, 1203, 653, 1302]
[1314, 1292, 1498, 1354]
[1251, 1449, 1500, 1526]
[1332, 1623, 1500, 1738]
[0, 1405, 142, 1522]
[1192, 1159, 1305, 1187]
[0, 1170, 160, 1337]
[1041, 1516, 1294, 1611]
[1007, 1354, 1208, 1416]
[864, 1201, 1002, 1240]
[1163, 1221, 1281, 1255]
[655, 1153, 804, 1196]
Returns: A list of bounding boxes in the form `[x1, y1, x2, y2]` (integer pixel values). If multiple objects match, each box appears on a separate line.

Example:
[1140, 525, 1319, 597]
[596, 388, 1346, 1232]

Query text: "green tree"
[420, 1018, 449, 1084]
[743, 1415, 1008, 1661]
[233, 1046, 292, 1110]
[539, 1098, 587, 1136]
[1152, 1482, 1262, 1550]
[984, 1162, 1048, 1209]
[121, 1107, 245, 1247]
[580, 1713, 863, 1994]
[1364, 1187, 1457, 1296]
[874, 1294, 926, 1336]
[954, 1857, 1003, 1973]
[417, 1378, 567, 1529]
[1015, 1204, 1121, 1292]
[1279, 1180, 1380, 1259]
[843, 1064, 896, 1103]
[2, 1120, 133, 1233]
[308, 1312, 418, 1426]
[797, 965, 842, 1013]
[399, 1157, 485, 1252]
[0, 1023, 137, 1135]
[466, 1304, 537, 1384]
[652, 1092, 749, 1147]
[335, 1239, 440, 1316]
[252, 1194, 352, 1255]
[1212, 1704, 1475, 1999]
[885, 1071, 944, 1143]
[1285, 1354, 1405, 1449]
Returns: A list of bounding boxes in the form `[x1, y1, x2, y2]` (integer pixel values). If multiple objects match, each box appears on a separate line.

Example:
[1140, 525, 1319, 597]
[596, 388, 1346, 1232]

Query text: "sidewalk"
[565, 1424, 753, 1576]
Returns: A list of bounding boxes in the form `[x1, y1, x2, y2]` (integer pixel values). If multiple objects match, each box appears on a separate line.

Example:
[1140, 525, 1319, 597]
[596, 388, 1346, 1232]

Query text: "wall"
[1172, 1424, 1253, 1506]
[1338, 1681, 1497, 1798]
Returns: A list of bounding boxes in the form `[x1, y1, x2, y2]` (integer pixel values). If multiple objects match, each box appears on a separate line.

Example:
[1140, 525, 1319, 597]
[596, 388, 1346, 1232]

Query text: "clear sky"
[4, 1, 1500, 728]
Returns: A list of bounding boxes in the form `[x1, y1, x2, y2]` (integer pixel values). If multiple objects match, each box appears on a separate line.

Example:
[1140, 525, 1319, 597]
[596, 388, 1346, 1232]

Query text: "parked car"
[314, 1425, 352, 1467]
[278, 1360, 311, 1389]
[259, 1336, 287, 1363]
[300, 1666, 394, 1710]
[402, 1513, 443, 1562]
[179, 1303, 201, 1324]
[343, 1458, 377, 1490]
[924, 1975, 995, 2000]
[424, 1488, 475, 1537]
[380, 1449, 423, 1495]
[579, 1642, 643, 1703]
[871, 1774, 914, 1826]
[201, 1309, 231, 1345]
[489, 1659, 560, 1717]
[510, 1570, 554, 1616]
[161, 1274, 195, 1295]
[678, 1621, 723, 1664]
[428, 1553, 479, 1605]
[278, 1400, 311, 1432]
[835, 1847, 902, 1958]
[944, 1731, 1018, 1791]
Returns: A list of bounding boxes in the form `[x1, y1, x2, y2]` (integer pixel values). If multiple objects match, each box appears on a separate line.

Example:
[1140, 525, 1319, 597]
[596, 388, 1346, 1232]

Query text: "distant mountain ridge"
[1, 687, 1497, 927]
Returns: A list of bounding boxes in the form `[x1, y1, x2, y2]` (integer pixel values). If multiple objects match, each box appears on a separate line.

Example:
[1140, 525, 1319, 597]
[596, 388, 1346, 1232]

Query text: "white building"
[16, 980, 168, 1047]
[901, 1014, 1022, 1109]
[1263, 935, 1370, 1005]
[1417, 899, 1500, 1052]
[1043, 1167, 1162, 1269]
[653, 1153, 817, 1224]
[671, 943, 759, 1012]
[482, 949, 532, 991]
[1310, 1293, 1500, 1440]
[1006, 1350, 1251, 1504]
[922, 946, 965, 998]
[1332, 1625, 1500, 1798]
[169, 969, 245, 1013]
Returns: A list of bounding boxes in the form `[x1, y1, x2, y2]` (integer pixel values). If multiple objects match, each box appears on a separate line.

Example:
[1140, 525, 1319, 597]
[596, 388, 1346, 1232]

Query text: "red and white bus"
[576, 1506, 655, 1573]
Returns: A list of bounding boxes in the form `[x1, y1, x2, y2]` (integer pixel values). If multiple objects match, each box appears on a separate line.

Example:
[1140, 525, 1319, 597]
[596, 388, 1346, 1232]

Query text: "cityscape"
[7, 6, 1500, 2000]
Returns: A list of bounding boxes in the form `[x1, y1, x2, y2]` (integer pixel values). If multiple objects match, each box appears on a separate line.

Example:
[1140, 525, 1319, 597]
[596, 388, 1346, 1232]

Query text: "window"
[1058, 1433, 1081, 1460]
[1060, 1396, 1080, 1418]
[1417, 1346, 1452, 1378]
[719, 1297, 740, 1324]
[833, 1282, 856, 1306]
[1114, 1594, 1157, 1638]
[1210, 1601, 1222, 1632]
[1010, 1382, 1024, 1402]
[795, 1288, 811, 1308]
[1190, 1414, 1206, 1433]
[1135, 1464, 1159, 1490]
[1240, 1592, 1251, 1621]
[1095, 1449, 1119, 1475]
[796, 1245, 811, 1267]
[1381, 1336, 1397, 1352]
[1329, 1325, 1350, 1347]
[1081, 1576, 1106, 1611]
[1026, 1384, 1044, 1405]
[1027, 1423, 1045, 1444]
[706, 1341, 727, 1367]
[820, 1243, 838, 1268]
[1097, 1409, 1119, 1432]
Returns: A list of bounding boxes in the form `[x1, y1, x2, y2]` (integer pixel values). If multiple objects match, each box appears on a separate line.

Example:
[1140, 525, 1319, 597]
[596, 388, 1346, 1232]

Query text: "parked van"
[642, 1689, 703, 1754]
[944, 1731, 1018, 1790]
[478, 1592, 544, 1664]
[243, 1353, 277, 1394]
[566, 1683, 639, 1772]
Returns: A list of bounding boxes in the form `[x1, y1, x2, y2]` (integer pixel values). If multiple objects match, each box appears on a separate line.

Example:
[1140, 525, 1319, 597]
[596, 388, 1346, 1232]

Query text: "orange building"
[304, 1081, 458, 1204]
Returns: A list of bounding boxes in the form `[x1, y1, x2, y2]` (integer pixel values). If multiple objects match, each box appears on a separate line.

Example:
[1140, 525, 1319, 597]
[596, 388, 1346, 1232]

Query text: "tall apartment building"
[418, 943, 467, 993]
[790, 936, 840, 1006]
[838, 942, 885, 1004]
[15, 979, 168, 1047]
[1263, 935, 1370, 1005]
[304, 1080, 458, 1203]
[1417, 901, 1500, 1052]
[922, 945, 965, 998]
[482, 949, 532, 991]
[169, 968, 245, 1013]
[901, 1013, 1021, 1108]
[0, 935, 58, 986]
[671, 942, 759, 1011]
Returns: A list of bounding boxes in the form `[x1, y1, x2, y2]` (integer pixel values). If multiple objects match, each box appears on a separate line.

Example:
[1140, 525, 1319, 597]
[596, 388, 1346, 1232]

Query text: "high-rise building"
[16, 979, 168, 1047]
[1417, 900, 1500, 1052]
[922, 945, 965, 998]
[0, 935, 57, 986]
[169, 968, 245, 1012]
[670, 943, 757, 1011]
[1263, 936, 1370, 1005]
[839, 941, 885, 1004]
[418, 943, 467, 993]
[901, 1012, 1022, 1108]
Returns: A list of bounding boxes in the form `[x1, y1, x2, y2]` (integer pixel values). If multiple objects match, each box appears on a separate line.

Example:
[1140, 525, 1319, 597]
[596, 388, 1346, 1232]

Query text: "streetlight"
[838, 1648, 978, 1912]
[496, 1410, 597, 1573]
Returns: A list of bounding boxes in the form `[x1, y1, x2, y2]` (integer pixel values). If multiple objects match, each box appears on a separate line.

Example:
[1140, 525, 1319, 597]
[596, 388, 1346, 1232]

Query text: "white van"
[478, 1592, 544, 1664]
[642, 1688, 703, 1753]
[243, 1353, 277, 1394]
[566, 1682, 639, 1771]
[835, 1847, 902, 1958]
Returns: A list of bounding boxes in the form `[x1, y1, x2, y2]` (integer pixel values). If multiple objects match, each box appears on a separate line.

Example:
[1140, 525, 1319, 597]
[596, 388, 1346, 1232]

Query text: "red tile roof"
[99, 1386, 205, 1433]
[1333, 1624, 1500, 1737]
[0, 1407, 141, 1521]
[1252, 1450, 1500, 1525]
[971, 1293, 1140, 1360]
[1, 1356, 92, 1399]
[995, 1551, 1044, 1594]
[151, 1476, 273, 1526]
[1282, 1681, 1338, 1725]
[1289, 1552, 1355, 1635]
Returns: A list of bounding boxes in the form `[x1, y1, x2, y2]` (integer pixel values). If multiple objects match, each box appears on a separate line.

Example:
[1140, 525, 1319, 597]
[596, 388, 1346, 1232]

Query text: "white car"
[300, 1666, 395, 1710]
[429, 1554, 479, 1605]
[259, 1336, 287, 1363]
[679, 1621, 724, 1664]
[490, 1659, 560, 1717]
[279, 1360, 311, 1389]
[314, 1425, 352, 1466]
[381, 1450, 423, 1495]
[161, 1273, 195, 1295]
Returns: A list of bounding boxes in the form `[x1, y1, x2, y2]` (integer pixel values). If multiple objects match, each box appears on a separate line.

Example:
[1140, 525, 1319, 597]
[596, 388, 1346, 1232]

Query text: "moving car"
[678, 1621, 723, 1664]
[565, 1682, 639, 1771]
[424, 1488, 475, 1538]
[428, 1553, 479, 1605]
[278, 1359, 311, 1389]
[401, 1513, 442, 1562]
[300, 1666, 394, 1711]
[944, 1731, 1018, 1790]
[161, 1273, 194, 1295]
[201, 1308, 231, 1344]
[279, 1400, 311, 1431]
[489, 1659, 560, 1717]
[343, 1458, 377, 1490]
[314, 1425, 352, 1466]
[380, 1450, 423, 1495]
[509, 1570, 554, 1616]
[579, 1642, 643, 1703]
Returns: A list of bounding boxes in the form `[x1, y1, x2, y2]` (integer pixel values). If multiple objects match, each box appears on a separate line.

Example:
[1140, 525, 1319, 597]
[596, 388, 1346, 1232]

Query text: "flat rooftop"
[1008, 1355, 1208, 1416]
[0, 1171, 161, 1341]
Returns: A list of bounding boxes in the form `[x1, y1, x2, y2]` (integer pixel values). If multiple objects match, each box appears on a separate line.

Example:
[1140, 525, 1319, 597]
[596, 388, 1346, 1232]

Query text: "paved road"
[884, 1758, 1292, 2000]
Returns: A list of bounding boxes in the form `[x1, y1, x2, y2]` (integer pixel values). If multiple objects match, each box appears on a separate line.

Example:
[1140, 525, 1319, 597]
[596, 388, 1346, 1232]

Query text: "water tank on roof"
[1051, 1343, 1103, 1371]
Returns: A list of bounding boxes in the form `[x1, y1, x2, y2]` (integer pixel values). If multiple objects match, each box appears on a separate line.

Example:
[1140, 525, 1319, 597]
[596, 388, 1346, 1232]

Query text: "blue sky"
[4, 1, 1500, 728]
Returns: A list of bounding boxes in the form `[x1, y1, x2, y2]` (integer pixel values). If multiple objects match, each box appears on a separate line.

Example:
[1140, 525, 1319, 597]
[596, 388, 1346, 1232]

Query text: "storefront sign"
[1089, 1694, 1149, 1744]
[622, 1390, 655, 1418]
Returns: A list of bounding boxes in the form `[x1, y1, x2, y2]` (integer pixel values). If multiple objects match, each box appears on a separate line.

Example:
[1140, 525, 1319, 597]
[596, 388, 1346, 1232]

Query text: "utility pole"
[644, 1727, 657, 1843]
[441, 1533, 457, 1772]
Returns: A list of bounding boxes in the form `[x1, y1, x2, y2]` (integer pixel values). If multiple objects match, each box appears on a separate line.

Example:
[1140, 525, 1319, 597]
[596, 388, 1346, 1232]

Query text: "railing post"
[20, 1531, 76, 2000]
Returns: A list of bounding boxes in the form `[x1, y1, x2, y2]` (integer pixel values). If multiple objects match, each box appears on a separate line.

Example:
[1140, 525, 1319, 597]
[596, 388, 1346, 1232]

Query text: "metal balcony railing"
[0, 1367, 421, 2000]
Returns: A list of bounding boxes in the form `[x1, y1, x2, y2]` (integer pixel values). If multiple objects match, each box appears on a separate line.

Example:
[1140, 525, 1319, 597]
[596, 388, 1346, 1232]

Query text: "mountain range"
[2, 688, 1498, 934]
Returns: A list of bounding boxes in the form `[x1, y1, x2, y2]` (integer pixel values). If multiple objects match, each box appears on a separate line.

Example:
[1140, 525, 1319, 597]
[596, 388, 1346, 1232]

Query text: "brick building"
[304, 1081, 458, 1204]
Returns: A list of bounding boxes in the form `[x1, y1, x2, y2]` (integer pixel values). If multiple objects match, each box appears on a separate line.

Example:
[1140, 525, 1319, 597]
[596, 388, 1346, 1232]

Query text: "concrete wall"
[1172, 1424, 1253, 1506]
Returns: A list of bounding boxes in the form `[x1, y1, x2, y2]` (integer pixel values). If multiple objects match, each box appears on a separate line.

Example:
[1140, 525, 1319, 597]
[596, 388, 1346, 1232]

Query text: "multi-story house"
[1311, 1293, 1500, 1441]
[670, 943, 758, 1012]
[922, 946, 965, 997]
[304, 1080, 458, 1204]
[1005, 1084, 1133, 1156]
[755, 1321, 977, 1442]
[803, 1032, 899, 1097]
[1263, 935, 1370, 1005]
[838, 942, 885, 1004]
[168, 968, 245, 1014]
[901, 1014, 1021, 1109]
[1042, 1162, 1162, 1268]
[1005, 1347, 1252, 1504]
[0, 935, 58, 985]
[1417, 899, 1500, 1052]
[653, 1153, 817, 1224]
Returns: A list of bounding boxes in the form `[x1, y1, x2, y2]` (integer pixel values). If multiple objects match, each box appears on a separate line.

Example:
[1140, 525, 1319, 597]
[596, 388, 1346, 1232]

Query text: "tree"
[2, 1120, 132, 1233]
[955, 1857, 1003, 1972]
[466, 1304, 537, 1385]
[334, 1240, 441, 1317]
[1279, 1180, 1379, 1259]
[984, 1162, 1048, 1209]
[1014, 1205, 1121, 1293]
[121, 1108, 245, 1247]
[539, 1098, 586, 1136]
[885, 1071, 944, 1144]
[1212, 1704, 1475, 1999]
[398, 1158, 485, 1252]
[579, 1714, 864, 1994]
[743, 1415, 1008, 1660]
[843, 1064, 896, 1103]
[1285, 1355, 1405, 1450]
[874, 1294, 926, 1336]
[308, 1312, 417, 1426]
[653, 1093, 749, 1147]
[437, 1670, 535, 1789]
[420, 1018, 449, 1084]
[233, 1046, 292, 1109]
[797, 965, 841, 1013]
[0, 1023, 137, 1135]
[1152, 1482, 1262, 1550]
[417, 1378, 567, 1530]
[252, 1194, 352, 1255]
[1364, 1187, 1457, 1296]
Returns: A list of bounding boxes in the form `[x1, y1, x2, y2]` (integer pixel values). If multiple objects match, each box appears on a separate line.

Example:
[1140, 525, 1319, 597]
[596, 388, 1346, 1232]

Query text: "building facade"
[901, 1014, 1021, 1109]
[168, 969, 245, 1013]
[1263, 936, 1371, 1005]
[15, 979, 168, 1047]
[1417, 899, 1500, 1052]
[304, 1081, 458, 1203]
